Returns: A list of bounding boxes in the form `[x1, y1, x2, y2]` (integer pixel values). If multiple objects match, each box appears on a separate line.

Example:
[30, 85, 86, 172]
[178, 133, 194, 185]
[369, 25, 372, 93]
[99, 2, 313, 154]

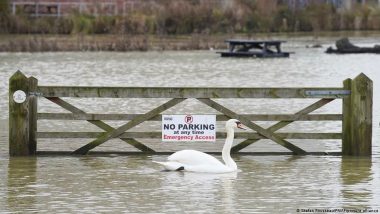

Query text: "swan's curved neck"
[222, 126, 237, 170]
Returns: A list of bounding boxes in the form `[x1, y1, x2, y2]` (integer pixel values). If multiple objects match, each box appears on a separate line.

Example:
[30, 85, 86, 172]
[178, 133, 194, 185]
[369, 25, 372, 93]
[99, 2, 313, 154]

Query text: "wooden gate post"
[342, 73, 373, 156]
[9, 71, 37, 156]
[28, 76, 38, 155]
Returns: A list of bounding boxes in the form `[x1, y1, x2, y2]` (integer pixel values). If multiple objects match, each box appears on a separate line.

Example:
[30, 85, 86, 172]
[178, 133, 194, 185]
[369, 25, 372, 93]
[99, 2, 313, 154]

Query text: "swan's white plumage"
[154, 119, 245, 173]
[152, 161, 184, 171]
[168, 150, 222, 165]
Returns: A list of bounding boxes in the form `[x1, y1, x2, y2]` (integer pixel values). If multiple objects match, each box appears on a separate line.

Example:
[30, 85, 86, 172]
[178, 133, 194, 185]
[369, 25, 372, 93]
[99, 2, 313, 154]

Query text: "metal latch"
[29, 92, 43, 97]
[305, 90, 350, 97]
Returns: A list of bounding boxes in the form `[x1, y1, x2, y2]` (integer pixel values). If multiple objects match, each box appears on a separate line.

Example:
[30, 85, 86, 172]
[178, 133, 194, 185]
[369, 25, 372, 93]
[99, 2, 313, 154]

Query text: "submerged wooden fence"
[9, 71, 373, 156]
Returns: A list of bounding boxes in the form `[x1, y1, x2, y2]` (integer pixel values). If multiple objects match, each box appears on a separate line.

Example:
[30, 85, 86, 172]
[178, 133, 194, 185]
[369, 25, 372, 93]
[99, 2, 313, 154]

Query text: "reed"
[2, 1, 380, 35]
[2, 0, 380, 52]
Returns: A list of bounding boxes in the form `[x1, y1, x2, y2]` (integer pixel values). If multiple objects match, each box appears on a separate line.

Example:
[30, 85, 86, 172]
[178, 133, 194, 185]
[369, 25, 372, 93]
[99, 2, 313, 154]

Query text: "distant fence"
[9, 71, 373, 156]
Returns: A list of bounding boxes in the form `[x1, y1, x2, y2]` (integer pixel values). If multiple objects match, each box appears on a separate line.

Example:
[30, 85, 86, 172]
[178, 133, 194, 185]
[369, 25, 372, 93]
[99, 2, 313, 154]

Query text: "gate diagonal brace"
[46, 97, 156, 153]
[231, 98, 335, 152]
[72, 98, 186, 154]
[197, 98, 308, 155]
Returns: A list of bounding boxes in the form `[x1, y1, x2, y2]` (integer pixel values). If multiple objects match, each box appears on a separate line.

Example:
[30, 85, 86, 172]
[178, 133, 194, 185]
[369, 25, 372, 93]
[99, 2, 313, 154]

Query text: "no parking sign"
[162, 115, 216, 142]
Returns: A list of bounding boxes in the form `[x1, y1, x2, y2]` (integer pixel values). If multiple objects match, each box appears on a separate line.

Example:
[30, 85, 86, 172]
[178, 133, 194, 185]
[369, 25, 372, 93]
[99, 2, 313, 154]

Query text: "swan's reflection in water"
[158, 171, 238, 213]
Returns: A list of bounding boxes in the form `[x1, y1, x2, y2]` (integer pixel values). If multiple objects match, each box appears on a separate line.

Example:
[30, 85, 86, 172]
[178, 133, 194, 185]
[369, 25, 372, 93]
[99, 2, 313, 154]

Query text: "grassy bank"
[0, 34, 229, 52]
[2, 1, 380, 35]
[2, 1, 380, 52]
[1, 31, 380, 52]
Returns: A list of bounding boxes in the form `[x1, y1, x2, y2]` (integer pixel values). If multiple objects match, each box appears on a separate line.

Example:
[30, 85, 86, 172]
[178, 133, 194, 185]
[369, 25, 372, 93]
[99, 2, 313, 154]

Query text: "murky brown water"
[0, 155, 378, 213]
[0, 36, 379, 213]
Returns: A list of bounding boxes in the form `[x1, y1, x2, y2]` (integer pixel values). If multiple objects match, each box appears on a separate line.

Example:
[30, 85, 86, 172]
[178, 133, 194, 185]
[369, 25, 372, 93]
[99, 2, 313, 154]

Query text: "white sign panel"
[13, 90, 27, 104]
[162, 115, 216, 142]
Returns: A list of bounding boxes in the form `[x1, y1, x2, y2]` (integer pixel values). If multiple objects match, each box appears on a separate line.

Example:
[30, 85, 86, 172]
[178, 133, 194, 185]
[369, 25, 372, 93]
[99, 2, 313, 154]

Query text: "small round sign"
[13, 90, 27, 104]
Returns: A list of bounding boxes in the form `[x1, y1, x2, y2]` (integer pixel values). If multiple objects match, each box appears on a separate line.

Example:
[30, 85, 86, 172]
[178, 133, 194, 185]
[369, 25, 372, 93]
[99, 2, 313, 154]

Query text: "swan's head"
[226, 119, 247, 130]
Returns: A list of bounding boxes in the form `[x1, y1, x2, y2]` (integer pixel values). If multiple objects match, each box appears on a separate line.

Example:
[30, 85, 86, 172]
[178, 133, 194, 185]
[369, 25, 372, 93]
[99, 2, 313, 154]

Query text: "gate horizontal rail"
[36, 132, 342, 139]
[37, 86, 350, 98]
[38, 113, 342, 121]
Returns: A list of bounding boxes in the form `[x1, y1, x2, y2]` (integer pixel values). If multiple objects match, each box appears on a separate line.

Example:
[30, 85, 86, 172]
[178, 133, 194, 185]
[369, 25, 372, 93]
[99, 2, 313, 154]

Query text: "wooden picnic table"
[217, 39, 291, 58]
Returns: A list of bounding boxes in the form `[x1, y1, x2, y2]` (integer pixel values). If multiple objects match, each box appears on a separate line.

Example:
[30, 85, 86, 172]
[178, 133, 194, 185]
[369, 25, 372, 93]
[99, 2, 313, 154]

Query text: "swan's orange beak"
[237, 122, 248, 130]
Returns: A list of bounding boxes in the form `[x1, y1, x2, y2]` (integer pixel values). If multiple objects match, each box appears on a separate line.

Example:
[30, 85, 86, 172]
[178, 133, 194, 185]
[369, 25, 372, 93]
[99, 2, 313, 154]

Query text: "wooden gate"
[9, 71, 373, 156]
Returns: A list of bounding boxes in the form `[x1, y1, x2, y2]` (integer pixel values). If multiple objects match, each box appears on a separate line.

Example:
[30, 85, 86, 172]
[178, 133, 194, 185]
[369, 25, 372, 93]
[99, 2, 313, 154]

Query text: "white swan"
[154, 119, 246, 173]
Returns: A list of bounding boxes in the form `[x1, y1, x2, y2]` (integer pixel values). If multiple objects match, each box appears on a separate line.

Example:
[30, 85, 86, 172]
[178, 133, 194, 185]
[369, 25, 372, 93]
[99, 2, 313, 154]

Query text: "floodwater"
[0, 36, 379, 213]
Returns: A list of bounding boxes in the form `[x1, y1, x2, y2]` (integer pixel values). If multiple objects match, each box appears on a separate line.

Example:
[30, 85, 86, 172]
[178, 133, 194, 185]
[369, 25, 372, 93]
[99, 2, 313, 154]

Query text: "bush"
[54, 18, 73, 34]
[2, 0, 380, 35]
[70, 13, 94, 34]
[92, 16, 115, 34]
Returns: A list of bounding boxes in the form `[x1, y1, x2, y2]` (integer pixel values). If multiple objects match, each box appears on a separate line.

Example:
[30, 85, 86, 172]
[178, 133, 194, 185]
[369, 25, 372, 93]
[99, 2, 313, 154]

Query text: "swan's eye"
[236, 121, 247, 130]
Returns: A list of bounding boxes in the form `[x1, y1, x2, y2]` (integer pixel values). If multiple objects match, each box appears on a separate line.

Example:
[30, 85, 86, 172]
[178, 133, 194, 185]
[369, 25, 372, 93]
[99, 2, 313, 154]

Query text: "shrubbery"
[1, 1, 380, 35]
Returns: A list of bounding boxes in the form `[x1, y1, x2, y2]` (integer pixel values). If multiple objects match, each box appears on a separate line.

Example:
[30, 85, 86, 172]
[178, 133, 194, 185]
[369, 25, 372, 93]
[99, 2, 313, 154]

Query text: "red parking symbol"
[185, 115, 193, 124]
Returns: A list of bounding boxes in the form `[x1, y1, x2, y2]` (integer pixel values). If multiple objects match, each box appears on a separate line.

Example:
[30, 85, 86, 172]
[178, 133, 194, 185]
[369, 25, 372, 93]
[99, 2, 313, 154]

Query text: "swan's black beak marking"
[236, 121, 247, 130]
[176, 166, 185, 171]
